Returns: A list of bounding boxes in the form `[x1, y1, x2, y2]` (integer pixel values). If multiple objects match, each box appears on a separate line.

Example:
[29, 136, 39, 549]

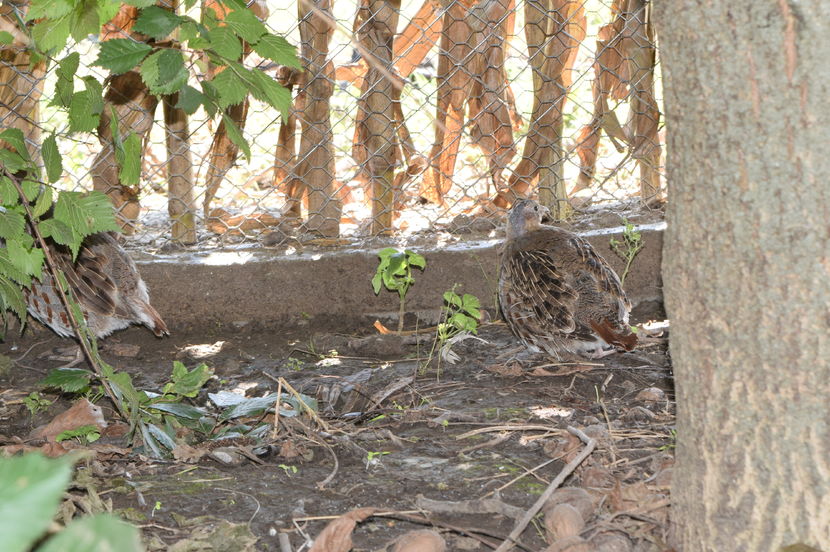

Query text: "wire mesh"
[0, 0, 664, 250]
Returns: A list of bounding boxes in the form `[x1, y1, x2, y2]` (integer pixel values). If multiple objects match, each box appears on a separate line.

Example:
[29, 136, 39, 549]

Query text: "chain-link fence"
[1, 0, 663, 250]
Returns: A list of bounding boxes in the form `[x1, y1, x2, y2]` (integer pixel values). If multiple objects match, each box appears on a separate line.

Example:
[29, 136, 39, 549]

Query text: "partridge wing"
[501, 245, 594, 342]
[567, 236, 637, 350]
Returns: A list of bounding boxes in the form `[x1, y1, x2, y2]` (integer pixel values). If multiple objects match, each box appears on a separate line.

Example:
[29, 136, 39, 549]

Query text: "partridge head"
[498, 198, 637, 359]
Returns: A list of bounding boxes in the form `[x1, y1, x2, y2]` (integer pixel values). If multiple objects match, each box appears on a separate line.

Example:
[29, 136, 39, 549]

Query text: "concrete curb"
[137, 222, 665, 332]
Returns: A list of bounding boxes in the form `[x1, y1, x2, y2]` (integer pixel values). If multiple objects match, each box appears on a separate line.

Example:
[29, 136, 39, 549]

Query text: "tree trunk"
[295, 0, 341, 237]
[655, 1, 830, 550]
[163, 94, 196, 244]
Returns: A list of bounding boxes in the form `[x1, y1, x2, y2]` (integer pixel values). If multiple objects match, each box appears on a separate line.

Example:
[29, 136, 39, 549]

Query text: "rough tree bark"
[294, 0, 341, 237]
[656, 1, 830, 551]
[352, 0, 401, 235]
[495, 0, 584, 216]
[162, 94, 196, 244]
[0, 0, 45, 162]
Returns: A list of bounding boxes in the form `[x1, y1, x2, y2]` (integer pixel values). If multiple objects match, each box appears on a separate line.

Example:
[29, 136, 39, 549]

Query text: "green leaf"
[387, 253, 406, 276]
[0, 236, 33, 285]
[38, 219, 74, 247]
[0, 454, 74, 552]
[0, 210, 25, 240]
[248, 69, 291, 118]
[117, 133, 142, 187]
[69, 0, 101, 42]
[7, 239, 45, 277]
[133, 6, 183, 40]
[211, 67, 248, 108]
[175, 84, 205, 115]
[39, 514, 143, 552]
[31, 16, 71, 52]
[371, 273, 382, 295]
[199, 81, 220, 117]
[0, 128, 28, 159]
[406, 251, 426, 269]
[251, 34, 301, 68]
[94, 38, 152, 74]
[40, 368, 93, 393]
[26, 0, 72, 19]
[156, 49, 186, 85]
[53, 52, 80, 108]
[123, 0, 156, 8]
[32, 186, 54, 219]
[68, 91, 100, 134]
[222, 114, 250, 160]
[41, 134, 62, 183]
[67, 192, 122, 235]
[51, 191, 120, 258]
[443, 291, 462, 308]
[96, 0, 122, 27]
[462, 294, 480, 309]
[0, 275, 28, 323]
[139, 49, 188, 95]
[224, 7, 266, 44]
[55, 425, 100, 443]
[0, 177, 18, 205]
[0, 150, 27, 173]
[207, 26, 241, 60]
[177, 20, 200, 43]
[148, 402, 208, 420]
[162, 361, 213, 398]
[146, 423, 177, 450]
[20, 179, 39, 202]
[0, 31, 14, 45]
[219, 392, 280, 421]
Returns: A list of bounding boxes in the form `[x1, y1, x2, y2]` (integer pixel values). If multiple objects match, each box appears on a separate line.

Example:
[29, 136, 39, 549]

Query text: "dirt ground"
[0, 299, 674, 551]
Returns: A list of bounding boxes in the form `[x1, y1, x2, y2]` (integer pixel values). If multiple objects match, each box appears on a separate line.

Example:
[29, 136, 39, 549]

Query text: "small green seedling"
[278, 464, 298, 476]
[284, 357, 304, 371]
[659, 428, 677, 451]
[365, 450, 391, 469]
[23, 392, 52, 416]
[372, 248, 426, 334]
[610, 219, 644, 286]
[433, 287, 483, 366]
[438, 289, 481, 343]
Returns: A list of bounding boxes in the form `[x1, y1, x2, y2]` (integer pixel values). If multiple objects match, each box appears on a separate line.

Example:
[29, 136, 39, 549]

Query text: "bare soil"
[0, 300, 674, 551]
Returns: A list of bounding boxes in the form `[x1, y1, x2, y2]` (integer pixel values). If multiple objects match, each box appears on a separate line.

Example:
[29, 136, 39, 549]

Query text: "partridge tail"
[590, 319, 637, 351]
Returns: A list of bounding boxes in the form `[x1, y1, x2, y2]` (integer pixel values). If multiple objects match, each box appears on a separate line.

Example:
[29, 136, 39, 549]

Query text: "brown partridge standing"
[498, 199, 636, 359]
[22, 232, 168, 340]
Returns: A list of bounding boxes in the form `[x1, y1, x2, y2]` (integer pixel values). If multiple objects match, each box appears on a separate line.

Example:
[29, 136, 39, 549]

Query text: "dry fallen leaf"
[543, 487, 595, 525]
[33, 398, 107, 442]
[172, 443, 208, 463]
[589, 531, 633, 552]
[309, 507, 376, 552]
[635, 386, 666, 403]
[390, 529, 447, 552]
[545, 503, 585, 541]
[543, 535, 592, 552]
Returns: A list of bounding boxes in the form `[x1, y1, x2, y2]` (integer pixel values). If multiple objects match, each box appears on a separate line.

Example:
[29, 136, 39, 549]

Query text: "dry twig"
[493, 425, 597, 552]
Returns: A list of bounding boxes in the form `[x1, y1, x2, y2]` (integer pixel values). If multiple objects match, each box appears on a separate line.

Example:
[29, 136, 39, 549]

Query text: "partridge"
[498, 199, 636, 359]
[22, 232, 168, 340]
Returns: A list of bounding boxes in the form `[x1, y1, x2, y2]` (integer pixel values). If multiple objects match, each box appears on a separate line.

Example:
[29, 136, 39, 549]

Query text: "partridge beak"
[539, 205, 553, 224]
